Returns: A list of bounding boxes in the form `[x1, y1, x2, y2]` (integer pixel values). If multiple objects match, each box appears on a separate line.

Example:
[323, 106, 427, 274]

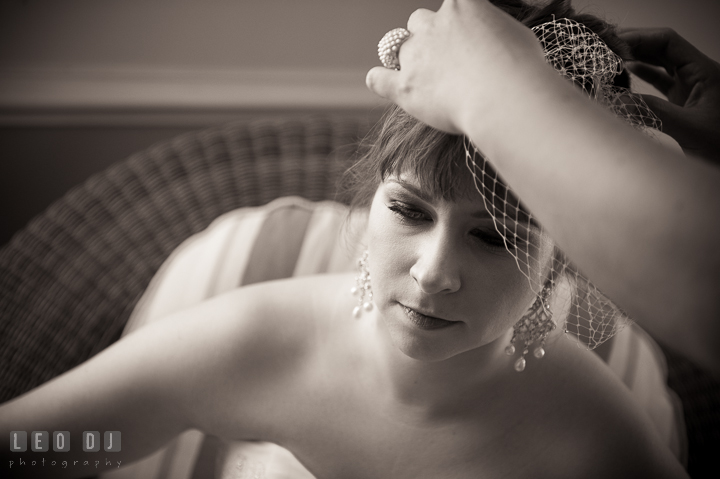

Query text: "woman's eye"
[387, 202, 428, 222]
[472, 229, 514, 251]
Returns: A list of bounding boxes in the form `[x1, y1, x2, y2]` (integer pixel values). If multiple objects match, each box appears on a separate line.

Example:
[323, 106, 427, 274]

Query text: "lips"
[401, 304, 458, 330]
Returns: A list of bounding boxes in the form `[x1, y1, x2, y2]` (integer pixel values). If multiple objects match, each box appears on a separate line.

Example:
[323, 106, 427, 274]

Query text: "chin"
[385, 321, 467, 362]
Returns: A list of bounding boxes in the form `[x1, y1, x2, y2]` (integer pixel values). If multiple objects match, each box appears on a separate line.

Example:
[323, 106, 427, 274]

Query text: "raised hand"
[619, 27, 720, 163]
[365, 0, 547, 135]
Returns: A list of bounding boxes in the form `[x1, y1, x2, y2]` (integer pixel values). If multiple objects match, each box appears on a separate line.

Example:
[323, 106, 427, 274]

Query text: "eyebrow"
[386, 178, 493, 219]
[386, 178, 433, 202]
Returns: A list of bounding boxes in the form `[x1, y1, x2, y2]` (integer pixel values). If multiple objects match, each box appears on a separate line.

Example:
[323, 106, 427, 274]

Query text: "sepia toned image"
[1, 1, 719, 478]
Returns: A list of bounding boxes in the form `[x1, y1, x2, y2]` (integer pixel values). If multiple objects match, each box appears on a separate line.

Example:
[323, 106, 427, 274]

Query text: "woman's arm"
[0, 286, 268, 478]
[366, 0, 720, 374]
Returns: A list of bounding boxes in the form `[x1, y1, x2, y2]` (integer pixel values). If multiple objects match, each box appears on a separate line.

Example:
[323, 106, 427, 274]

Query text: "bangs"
[343, 106, 536, 228]
[378, 119, 476, 202]
[374, 108, 536, 227]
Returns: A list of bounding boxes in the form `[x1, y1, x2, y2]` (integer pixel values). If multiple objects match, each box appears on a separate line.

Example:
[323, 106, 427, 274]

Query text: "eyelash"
[387, 201, 514, 252]
[387, 202, 426, 223]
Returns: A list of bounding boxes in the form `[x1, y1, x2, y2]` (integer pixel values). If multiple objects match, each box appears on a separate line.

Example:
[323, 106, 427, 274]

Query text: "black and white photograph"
[1, 0, 719, 477]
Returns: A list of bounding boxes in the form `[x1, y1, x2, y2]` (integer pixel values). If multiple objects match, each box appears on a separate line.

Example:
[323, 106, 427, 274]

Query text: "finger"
[616, 26, 644, 34]
[406, 8, 434, 32]
[446, 0, 492, 15]
[626, 62, 674, 96]
[617, 27, 707, 70]
[366, 66, 400, 100]
[437, 0, 459, 14]
[639, 93, 688, 138]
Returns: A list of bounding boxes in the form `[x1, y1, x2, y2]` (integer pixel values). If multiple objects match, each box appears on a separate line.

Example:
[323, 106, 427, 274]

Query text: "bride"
[1, 1, 687, 478]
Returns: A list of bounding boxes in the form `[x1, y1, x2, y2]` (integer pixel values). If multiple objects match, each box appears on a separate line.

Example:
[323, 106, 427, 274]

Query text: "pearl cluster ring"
[378, 28, 411, 70]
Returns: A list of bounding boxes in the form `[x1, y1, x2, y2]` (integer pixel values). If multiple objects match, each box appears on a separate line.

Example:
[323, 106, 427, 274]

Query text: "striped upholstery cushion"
[104, 197, 360, 479]
[102, 197, 684, 478]
[126, 196, 362, 332]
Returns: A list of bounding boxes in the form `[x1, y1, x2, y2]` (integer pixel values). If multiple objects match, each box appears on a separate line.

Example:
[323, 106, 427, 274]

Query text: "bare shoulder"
[170, 273, 355, 432]
[158, 272, 354, 359]
[523, 336, 688, 478]
[214, 272, 356, 356]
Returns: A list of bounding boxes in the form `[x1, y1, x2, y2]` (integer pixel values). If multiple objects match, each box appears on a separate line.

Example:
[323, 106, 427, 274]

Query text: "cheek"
[366, 200, 414, 299]
[465, 265, 537, 335]
[478, 249, 559, 340]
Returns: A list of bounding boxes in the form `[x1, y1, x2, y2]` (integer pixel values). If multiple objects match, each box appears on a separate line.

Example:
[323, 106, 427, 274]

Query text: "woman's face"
[367, 174, 553, 362]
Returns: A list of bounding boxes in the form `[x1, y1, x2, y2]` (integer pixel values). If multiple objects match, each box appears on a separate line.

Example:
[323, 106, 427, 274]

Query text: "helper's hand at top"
[619, 27, 720, 164]
[366, 0, 548, 135]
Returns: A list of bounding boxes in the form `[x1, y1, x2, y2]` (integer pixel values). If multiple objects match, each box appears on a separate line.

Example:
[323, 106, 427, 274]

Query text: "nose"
[410, 232, 462, 295]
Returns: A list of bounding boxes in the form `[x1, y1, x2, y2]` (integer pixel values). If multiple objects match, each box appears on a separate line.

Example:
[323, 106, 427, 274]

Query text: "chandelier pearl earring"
[351, 250, 373, 318]
[505, 282, 556, 372]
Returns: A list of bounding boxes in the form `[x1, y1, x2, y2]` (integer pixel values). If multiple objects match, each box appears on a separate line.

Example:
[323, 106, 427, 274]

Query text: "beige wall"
[1, 0, 716, 125]
[1, 0, 716, 71]
[575, 0, 719, 60]
[0, 0, 717, 244]
[0, 0, 439, 70]
[0, 0, 441, 122]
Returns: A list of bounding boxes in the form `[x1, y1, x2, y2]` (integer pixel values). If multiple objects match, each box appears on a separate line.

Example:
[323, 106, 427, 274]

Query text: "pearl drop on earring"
[506, 282, 555, 372]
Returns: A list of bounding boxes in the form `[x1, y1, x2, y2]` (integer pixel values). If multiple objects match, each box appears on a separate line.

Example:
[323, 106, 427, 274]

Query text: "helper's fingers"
[366, 66, 400, 101]
[618, 27, 705, 71]
[626, 62, 674, 97]
[639, 93, 687, 136]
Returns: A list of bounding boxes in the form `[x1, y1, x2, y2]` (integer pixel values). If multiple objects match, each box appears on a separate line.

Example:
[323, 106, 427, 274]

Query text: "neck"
[361, 310, 515, 418]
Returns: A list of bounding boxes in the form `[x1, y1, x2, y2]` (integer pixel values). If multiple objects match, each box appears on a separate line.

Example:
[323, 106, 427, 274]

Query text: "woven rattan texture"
[0, 116, 371, 402]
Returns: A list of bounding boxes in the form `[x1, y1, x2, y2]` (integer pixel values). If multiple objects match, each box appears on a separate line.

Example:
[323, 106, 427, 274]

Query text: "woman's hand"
[365, 0, 547, 135]
[619, 27, 720, 164]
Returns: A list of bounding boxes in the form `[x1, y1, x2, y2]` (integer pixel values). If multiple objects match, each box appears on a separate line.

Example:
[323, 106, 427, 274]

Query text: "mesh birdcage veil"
[464, 18, 661, 350]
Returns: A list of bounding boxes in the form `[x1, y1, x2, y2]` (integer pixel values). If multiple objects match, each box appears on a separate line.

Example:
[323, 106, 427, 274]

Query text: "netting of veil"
[463, 17, 662, 352]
